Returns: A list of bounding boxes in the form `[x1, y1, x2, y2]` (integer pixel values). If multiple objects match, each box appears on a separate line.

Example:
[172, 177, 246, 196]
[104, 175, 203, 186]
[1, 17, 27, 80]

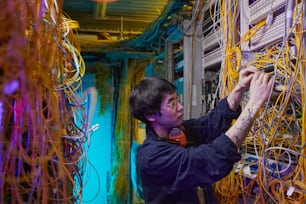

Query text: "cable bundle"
[0, 1, 89, 203]
[204, 0, 306, 203]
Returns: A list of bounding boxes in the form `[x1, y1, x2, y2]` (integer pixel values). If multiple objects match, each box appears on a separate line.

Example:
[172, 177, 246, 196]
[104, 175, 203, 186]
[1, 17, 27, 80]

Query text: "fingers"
[267, 74, 274, 91]
[252, 71, 270, 83]
[250, 72, 274, 97]
[246, 69, 275, 108]
[251, 71, 273, 92]
[240, 65, 257, 76]
[245, 65, 257, 72]
[238, 65, 274, 92]
[239, 66, 257, 88]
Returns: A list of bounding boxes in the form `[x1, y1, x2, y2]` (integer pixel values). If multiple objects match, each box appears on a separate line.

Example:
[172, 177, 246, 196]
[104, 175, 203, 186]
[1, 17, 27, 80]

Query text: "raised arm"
[227, 66, 257, 111]
[226, 71, 273, 147]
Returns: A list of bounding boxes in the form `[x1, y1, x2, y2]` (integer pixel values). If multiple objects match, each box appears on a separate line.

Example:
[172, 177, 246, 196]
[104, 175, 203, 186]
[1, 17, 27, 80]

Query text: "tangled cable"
[202, 0, 306, 203]
[0, 1, 92, 203]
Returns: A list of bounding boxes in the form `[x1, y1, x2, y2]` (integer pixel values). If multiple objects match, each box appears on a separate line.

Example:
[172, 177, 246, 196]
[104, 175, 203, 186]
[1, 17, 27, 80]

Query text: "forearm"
[226, 70, 273, 148]
[227, 85, 246, 111]
[225, 103, 260, 148]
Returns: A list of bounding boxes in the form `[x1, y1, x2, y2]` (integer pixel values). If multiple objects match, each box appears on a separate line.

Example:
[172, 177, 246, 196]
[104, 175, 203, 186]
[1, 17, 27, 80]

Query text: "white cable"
[263, 147, 292, 175]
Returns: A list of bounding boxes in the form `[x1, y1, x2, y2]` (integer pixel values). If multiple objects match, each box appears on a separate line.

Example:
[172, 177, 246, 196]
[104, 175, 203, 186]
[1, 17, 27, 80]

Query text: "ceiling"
[63, 0, 193, 54]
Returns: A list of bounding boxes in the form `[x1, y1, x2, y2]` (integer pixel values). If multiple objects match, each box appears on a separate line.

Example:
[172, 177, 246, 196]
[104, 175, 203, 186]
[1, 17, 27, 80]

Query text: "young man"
[129, 66, 273, 203]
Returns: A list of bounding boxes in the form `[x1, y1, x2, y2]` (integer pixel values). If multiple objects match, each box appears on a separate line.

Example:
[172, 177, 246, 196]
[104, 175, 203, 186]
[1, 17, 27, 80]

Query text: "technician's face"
[157, 92, 184, 129]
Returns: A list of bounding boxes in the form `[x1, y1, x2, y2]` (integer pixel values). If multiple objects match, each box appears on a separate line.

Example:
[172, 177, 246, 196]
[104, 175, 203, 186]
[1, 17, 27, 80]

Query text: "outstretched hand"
[227, 65, 258, 111]
[237, 65, 258, 91]
[248, 71, 274, 108]
[226, 66, 274, 148]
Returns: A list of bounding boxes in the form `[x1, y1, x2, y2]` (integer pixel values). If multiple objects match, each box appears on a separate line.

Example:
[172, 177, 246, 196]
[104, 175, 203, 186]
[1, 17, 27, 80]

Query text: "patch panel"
[248, 0, 286, 24]
[202, 15, 220, 36]
[202, 46, 222, 68]
[201, 28, 221, 51]
[201, 0, 221, 70]
[248, 3, 302, 51]
[249, 11, 285, 50]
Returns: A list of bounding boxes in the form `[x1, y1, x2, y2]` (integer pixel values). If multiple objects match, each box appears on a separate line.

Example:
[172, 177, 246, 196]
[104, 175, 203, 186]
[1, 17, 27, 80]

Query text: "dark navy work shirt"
[137, 98, 242, 203]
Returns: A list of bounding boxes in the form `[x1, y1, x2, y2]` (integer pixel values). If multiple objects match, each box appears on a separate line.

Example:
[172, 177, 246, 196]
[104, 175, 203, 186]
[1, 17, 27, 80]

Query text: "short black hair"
[129, 77, 176, 124]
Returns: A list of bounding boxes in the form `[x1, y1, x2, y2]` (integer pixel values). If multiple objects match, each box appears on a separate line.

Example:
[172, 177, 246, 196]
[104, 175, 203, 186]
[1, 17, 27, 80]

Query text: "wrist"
[227, 86, 245, 111]
[235, 83, 248, 92]
[244, 102, 262, 115]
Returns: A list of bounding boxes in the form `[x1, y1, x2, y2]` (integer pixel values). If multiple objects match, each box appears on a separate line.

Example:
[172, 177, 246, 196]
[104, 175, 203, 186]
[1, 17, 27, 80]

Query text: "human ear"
[145, 114, 156, 122]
